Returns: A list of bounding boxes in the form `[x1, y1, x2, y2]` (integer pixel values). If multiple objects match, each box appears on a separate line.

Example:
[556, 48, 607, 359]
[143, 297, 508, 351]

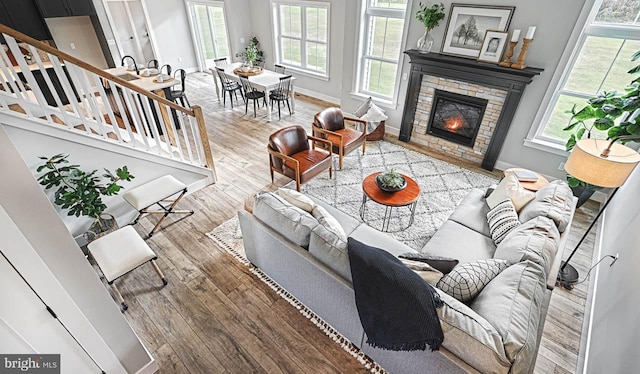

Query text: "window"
[272, 1, 329, 77]
[355, 0, 410, 102]
[531, 0, 640, 148]
[187, 1, 231, 70]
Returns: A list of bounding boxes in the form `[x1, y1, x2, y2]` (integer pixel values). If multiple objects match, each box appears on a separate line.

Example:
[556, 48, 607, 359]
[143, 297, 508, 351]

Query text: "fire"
[444, 115, 464, 132]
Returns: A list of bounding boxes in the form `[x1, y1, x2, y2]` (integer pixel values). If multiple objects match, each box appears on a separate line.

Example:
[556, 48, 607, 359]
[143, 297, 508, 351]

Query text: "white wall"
[584, 166, 640, 373]
[46, 16, 109, 69]
[0, 125, 153, 373]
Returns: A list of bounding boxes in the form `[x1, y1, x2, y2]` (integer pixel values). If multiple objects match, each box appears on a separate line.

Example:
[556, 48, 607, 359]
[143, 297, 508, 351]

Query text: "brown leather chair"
[268, 126, 333, 191]
[313, 107, 366, 170]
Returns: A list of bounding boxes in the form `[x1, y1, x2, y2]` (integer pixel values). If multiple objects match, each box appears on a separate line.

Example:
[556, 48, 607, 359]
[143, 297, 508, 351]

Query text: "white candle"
[526, 26, 536, 40]
[510, 29, 521, 42]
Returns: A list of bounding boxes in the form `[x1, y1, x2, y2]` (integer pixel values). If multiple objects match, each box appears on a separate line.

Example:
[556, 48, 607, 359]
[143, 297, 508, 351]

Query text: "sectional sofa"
[238, 181, 577, 373]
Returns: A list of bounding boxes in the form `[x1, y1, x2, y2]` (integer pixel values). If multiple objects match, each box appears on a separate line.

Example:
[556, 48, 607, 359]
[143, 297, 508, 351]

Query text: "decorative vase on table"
[417, 28, 434, 53]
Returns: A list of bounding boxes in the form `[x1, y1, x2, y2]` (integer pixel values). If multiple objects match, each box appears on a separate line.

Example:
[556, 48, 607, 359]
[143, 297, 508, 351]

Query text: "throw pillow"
[486, 200, 521, 245]
[253, 191, 318, 248]
[276, 188, 316, 212]
[484, 184, 498, 198]
[361, 102, 388, 122]
[486, 172, 536, 212]
[354, 97, 372, 117]
[400, 258, 444, 286]
[518, 180, 574, 232]
[398, 252, 459, 274]
[312, 205, 347, 242]
[436, 259, 509, 302]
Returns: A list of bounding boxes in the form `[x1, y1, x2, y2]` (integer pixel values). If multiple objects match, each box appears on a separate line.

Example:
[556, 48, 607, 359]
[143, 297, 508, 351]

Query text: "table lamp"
[558, 137, 640, 288]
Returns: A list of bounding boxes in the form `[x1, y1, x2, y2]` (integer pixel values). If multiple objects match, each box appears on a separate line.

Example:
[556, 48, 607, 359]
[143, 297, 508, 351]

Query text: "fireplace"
[426, 90, 487, 147]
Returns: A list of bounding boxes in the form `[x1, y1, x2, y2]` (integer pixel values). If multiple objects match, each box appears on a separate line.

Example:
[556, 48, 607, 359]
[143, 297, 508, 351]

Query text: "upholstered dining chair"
[274, 64, 286, 74]
[312, 107, 367, 170]
[169, 69, 190, 107]
[215, 67, 244, 108]
[268, 126, 333, 192]
[269, 75, 293, 120]
[239, 75, 266, 117]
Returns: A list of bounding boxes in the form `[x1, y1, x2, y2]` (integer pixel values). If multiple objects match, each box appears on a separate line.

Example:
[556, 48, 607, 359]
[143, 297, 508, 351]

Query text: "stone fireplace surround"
[399, 50, 543, 170]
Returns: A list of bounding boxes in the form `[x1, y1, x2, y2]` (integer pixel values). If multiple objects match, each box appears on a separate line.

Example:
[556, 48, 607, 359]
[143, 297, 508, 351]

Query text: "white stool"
[123, 175, 194, 238]
[88, 226, 167, 311]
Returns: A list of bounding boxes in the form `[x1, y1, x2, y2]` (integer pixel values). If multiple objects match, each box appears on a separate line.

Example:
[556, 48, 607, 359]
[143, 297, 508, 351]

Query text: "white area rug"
[287, 141, 498, 250]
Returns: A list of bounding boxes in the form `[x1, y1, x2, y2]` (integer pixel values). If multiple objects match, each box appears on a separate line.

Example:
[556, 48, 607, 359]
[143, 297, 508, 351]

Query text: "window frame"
[352, 0, 412, 107]
[184, 0, 232, 72]
[270, 0, 331, 80]
[525, 0, 640, 155]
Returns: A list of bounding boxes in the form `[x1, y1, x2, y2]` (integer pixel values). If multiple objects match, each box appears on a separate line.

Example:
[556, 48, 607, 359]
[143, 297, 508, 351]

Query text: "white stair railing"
[0, 24, 215, 176]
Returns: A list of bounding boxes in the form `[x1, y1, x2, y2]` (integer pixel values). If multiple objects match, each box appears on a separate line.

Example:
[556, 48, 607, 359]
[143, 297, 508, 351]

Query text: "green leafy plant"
[564, 50, 640, 187]
[416, 2, 446, 31]
[245, 36, 264, 63]
[36, 154, 135, 228]
[377, 169, 405, 189]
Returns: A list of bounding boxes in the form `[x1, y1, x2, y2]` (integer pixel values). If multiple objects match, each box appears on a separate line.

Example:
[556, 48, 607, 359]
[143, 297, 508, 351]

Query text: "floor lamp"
[557, 137, 640, 289]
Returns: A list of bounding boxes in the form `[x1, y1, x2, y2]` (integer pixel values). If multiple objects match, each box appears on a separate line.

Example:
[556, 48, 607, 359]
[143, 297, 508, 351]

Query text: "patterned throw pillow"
[486, 200, 521, 245]
[436, 259, 509, 302]
[354, 97, 372, 117]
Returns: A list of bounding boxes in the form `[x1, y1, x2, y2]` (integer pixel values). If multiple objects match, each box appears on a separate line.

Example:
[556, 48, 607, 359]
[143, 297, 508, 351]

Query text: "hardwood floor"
[115, 72, 597, 373]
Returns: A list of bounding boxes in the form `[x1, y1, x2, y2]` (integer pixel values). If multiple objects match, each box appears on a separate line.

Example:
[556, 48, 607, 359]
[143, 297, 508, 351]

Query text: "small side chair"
[313, 107, 367, 170]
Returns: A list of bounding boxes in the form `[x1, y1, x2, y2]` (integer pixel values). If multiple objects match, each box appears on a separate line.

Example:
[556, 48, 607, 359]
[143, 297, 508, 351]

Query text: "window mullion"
[596, 40, 625, 94]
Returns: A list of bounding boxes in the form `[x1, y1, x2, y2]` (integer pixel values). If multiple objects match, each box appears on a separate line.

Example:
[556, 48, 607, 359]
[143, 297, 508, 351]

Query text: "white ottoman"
[123, 175, 194, 237]
[88, 226, 167, 311]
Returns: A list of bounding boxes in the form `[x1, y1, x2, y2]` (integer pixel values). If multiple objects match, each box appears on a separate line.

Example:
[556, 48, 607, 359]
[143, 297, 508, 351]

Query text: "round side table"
[360, 172, 421, 232]
[503, 168, 549, 192]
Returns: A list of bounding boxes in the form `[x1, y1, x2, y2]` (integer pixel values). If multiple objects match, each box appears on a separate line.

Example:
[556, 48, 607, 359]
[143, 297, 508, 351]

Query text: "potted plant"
[563, 49, 640, 207]
[36, 154, 135, 240]
[245, 36, 264, 68]
[376, 169, 407, 192]
[415, 2, 446, 53]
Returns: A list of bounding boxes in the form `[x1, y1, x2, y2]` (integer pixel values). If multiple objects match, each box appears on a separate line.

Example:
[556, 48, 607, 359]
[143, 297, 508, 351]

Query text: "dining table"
[211, 62, 296, 122]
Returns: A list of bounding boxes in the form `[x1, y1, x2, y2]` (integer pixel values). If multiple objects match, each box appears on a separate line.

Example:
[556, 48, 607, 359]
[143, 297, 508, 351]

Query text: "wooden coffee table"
[360, 172, 421, 232]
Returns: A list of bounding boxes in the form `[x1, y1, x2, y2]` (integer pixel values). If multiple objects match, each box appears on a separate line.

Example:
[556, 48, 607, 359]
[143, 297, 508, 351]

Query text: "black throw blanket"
[347, 238, 444, 352]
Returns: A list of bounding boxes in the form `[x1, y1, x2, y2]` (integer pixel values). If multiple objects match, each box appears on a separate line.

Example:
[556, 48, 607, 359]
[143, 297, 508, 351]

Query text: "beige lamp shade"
[565, 138, 640, 188]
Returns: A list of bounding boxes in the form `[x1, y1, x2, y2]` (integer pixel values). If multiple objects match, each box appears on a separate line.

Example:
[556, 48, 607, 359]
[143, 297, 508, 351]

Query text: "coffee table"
[360, 172, 421, 232]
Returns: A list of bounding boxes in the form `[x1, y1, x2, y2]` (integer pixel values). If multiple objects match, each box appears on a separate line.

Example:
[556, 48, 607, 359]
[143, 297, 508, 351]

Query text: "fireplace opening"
[426, 89, 488, 147]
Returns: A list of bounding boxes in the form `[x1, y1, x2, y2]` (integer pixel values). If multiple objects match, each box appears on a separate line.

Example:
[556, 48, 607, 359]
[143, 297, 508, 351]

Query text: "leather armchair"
[313, 107, 366, 170]
[268, 126, 333, 191]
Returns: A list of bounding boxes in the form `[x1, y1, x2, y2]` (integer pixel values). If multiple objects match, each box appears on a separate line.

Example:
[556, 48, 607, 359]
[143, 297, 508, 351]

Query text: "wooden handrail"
[193, 106, 215, 173]
[0, 23, 193, 115]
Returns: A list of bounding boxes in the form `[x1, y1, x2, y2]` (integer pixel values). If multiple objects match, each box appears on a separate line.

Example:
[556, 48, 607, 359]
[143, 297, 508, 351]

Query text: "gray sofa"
[238, 181, 577, 374]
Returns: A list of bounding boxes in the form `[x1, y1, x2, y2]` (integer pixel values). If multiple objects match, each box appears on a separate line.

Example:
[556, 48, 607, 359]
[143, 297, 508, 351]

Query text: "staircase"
[0, 24, 216, 184]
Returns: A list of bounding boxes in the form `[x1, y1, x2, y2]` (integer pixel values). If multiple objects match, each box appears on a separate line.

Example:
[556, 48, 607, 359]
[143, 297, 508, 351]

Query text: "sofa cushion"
[309, 225, 350, 281]
[398, 252, 459, 274]
[493, 216, 560, 274]
[487, 199, 521, 245]
[437, 259, 509, 302]
[312, 205, 347, 242]
[437, 290, 510, 374]
[253, 192, 318, 248]
[470, 261, 547, 369]
[350, 224, 417, 257]
[400, 258, 444, 285]
[518, 180, 574, 233]
[276, 188, 316, 212]
[421, 220, 496, 265]
[486, 173, 536, 212]
[311, 197, 361, 236]
[448, 188, 492, 237]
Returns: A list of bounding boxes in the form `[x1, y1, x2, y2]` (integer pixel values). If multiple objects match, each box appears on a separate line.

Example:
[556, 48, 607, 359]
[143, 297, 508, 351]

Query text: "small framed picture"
[477, 30, 509, 63]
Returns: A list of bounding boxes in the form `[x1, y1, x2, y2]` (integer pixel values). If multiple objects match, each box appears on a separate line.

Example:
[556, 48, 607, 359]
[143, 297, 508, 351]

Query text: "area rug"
[286, 141, 498, 250]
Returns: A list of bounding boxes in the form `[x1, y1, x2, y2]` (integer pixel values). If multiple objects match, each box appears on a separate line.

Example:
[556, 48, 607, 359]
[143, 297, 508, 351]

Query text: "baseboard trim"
[294, 87, 340, 106]
[135, 358, 158, 374]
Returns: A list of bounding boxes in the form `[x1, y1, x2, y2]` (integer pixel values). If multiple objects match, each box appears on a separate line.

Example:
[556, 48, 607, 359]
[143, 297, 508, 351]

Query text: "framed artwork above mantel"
[440, 4, 515, 59]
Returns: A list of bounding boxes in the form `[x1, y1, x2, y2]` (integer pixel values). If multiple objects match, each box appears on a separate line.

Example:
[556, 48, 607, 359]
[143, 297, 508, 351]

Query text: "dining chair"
[268, 126, 333, 192]
[313, 107, 367, 170]
[274, 64, 286, 74]
[269, 75, 293, 120]
[253, 60, 265, 68]
[239, 76, 266, 117]
[214, 57, 229, 66]
[147, 59, 159, 69]
[160, 64, 172, 76]
[215, 67, 244, 108]
[169, 69, 190, 107]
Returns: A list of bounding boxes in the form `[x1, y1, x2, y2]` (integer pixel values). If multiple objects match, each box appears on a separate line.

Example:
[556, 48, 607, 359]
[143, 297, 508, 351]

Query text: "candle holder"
[498, 41, 518, 67]
[511, 38, 532, 70]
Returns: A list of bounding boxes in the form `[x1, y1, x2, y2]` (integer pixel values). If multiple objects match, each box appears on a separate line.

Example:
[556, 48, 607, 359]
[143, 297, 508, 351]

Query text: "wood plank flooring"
[115, 72, 597, 373]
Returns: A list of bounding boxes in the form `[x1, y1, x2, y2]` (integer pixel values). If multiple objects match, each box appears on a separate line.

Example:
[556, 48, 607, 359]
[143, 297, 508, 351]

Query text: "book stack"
[512, 169, 538, 182]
